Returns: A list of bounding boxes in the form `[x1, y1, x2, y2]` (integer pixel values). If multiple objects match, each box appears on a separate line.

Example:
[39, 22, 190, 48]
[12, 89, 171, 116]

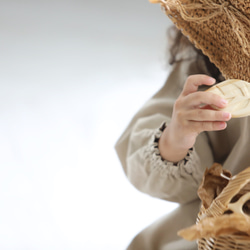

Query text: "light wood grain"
[206, 79, 250, 118]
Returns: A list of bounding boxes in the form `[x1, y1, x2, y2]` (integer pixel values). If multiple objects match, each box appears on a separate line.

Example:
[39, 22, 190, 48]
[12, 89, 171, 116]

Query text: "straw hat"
[150, 0, 250, 82]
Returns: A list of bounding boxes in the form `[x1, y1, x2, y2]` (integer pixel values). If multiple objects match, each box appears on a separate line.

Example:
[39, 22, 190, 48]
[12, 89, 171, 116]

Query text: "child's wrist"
[158, 126, 190, 163]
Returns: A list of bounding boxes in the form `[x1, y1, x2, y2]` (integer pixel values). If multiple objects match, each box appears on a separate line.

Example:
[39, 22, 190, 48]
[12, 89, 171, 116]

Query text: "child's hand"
[159, 75, 231, 162]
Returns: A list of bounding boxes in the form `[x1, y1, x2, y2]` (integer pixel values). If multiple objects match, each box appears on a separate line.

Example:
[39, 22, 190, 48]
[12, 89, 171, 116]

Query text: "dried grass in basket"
[178, 163, 250, 250]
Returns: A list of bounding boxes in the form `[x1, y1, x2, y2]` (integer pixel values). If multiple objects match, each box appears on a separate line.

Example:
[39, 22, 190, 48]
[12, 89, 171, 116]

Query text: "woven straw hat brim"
[157, 0, 250, 82]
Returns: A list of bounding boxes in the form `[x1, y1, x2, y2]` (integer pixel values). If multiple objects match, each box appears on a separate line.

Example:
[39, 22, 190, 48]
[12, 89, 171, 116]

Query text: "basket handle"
[214, 167, 250, 207]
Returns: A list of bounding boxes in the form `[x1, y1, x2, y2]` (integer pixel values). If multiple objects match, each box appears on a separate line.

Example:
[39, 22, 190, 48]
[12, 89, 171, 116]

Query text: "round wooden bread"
[206, 79, 250, 118]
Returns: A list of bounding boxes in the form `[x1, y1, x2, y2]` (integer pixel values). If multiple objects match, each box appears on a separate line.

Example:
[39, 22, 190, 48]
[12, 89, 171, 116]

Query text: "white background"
[0, 0, 178, 249]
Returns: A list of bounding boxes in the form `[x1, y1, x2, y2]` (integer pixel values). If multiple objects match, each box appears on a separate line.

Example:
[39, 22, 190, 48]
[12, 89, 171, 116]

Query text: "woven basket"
[196, 167, 250, 250]
[198, 235, 250, 250]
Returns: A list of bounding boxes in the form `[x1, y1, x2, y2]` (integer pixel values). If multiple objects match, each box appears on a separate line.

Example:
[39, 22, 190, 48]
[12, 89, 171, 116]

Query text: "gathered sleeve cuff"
[149, 122, 195, 174]
[123, 118, 206, 204]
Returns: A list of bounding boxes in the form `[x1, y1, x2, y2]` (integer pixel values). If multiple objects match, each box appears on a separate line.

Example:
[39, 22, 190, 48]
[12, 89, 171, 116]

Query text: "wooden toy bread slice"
[206, 79, 250, 118]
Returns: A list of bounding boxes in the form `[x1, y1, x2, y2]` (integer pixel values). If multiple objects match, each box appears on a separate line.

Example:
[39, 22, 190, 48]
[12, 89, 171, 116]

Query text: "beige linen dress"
[115, 49, 250, 250]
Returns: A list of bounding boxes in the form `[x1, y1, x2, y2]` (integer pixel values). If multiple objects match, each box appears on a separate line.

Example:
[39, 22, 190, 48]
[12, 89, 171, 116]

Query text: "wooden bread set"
[206, 79, 250, 118]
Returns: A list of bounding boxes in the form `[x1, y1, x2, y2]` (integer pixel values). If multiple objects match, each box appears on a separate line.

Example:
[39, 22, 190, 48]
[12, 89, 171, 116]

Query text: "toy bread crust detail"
[206, 79, 250, 118]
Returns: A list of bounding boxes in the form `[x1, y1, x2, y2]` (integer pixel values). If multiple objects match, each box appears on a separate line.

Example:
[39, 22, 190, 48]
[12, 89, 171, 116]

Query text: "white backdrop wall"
[0, 0, 177, 249]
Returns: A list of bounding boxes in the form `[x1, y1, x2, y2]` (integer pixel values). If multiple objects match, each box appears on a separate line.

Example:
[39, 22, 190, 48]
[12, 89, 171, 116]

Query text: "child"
[115, 0, 250, 249]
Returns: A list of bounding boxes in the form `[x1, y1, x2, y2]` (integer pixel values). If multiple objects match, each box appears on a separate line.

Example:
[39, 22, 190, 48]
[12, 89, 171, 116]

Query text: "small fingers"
[191, 120, 228, 133]
[186, 109, 231, 122]
[182, 75, 215, 96]
[185, 91, 228, 109]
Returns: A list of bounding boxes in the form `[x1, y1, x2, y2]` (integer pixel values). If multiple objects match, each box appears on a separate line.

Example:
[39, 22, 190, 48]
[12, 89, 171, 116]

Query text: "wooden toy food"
[206, 79, 250, 118]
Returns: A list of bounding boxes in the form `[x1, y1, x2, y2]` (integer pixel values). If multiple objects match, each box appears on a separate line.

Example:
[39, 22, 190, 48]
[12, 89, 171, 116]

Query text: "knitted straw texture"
[155, 0, 250, 82]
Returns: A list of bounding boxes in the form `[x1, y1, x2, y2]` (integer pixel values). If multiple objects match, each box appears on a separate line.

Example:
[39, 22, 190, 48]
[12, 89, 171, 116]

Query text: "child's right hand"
[159, 74, 232, 163]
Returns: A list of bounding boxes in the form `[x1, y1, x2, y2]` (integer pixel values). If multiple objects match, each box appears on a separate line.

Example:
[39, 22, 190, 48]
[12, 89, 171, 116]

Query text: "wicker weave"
[196, 167, 250, 250]
[149, 0, 250, 82]
[198, 235, 250, 250]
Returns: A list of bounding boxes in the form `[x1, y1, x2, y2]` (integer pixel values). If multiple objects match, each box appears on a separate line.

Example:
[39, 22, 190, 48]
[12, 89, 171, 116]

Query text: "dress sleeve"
[115, 59, 215, 204]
